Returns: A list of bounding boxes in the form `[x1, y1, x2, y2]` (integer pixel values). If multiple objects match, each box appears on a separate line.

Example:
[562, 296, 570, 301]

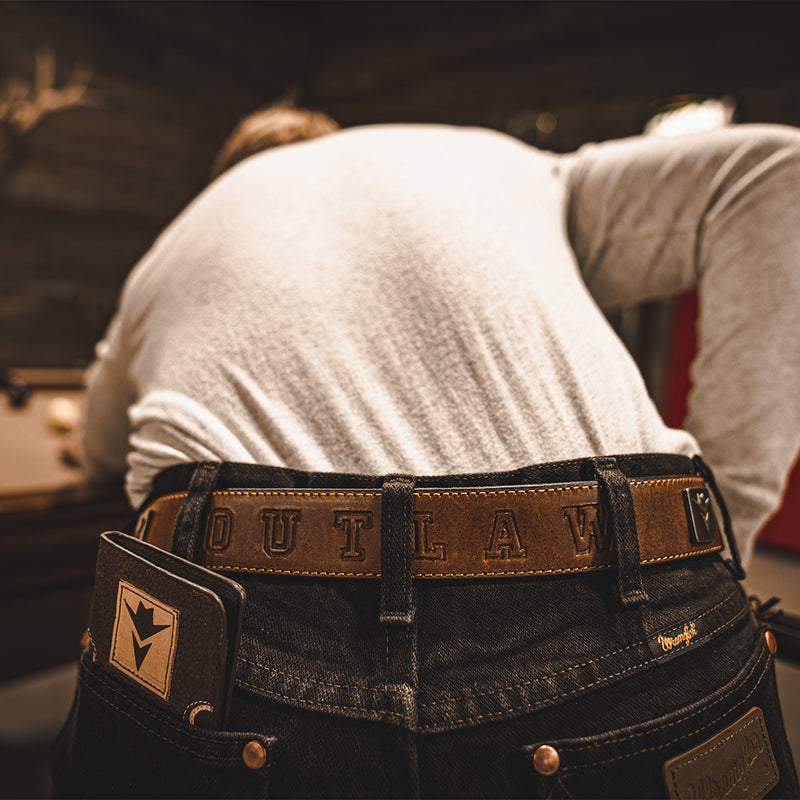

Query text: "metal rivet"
[242, 740, 267, 770]
[765, 630, 778, 655]
[80, 629, 91, 649]
[533, 744, 560, 776]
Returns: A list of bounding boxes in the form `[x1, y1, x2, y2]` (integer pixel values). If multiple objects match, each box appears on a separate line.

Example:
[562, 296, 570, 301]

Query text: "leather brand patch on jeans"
[662, 706, 780, 800]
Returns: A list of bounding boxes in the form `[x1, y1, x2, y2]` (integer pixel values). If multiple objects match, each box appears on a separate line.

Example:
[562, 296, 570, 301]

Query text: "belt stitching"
[205, 542, 722, 580]
[149, 476, 701, 505]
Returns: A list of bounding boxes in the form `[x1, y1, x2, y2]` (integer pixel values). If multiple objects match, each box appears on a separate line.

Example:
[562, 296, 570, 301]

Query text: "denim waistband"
[141, 452, 698, 504]
[124, 453, 752, 733]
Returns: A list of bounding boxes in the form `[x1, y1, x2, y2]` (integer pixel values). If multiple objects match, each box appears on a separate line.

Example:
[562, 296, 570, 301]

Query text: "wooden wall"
[2, 0, 800, 368]
[0, 0, 318, 367]
[310, 1, 800, 147]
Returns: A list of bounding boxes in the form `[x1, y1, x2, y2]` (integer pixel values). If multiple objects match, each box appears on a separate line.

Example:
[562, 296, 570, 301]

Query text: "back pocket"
[522, 630, 799, 799]
[51, 652, 275, 799]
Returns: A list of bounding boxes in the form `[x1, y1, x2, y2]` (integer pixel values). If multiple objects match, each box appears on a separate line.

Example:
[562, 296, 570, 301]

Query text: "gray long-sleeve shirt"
[84, 123, 800, 561]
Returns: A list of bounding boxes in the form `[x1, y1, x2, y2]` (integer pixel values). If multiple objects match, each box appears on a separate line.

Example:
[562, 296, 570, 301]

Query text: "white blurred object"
[645, 95, 737, 137]
[46, 396, 81, 433]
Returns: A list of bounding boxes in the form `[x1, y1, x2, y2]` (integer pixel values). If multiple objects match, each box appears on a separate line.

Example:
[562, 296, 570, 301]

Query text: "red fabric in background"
[664, 291, 800, 555]
[663, 291, 698, 430]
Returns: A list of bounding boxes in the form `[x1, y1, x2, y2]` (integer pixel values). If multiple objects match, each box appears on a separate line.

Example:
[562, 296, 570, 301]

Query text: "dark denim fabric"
[52, 455, 800, 798]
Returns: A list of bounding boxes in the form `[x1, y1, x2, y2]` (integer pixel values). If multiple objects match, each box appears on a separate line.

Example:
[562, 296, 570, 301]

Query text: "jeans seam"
[233, 588, 744, 731]
[417, 602, 748, 731]
[235, 676, 408, 723]
[419, 586, 741, 709]
[236, 587, 739, 704]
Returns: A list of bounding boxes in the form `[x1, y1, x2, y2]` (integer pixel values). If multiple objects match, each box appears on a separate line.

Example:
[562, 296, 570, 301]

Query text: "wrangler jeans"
[51, 454, 800, 798]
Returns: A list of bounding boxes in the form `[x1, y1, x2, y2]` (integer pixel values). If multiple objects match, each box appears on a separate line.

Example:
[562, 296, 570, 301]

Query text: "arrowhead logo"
[110, 582, 179, 699]
[683, 487, 718, 545]
[121, 598, 171, 672]
[125, 599, 170, 643]
[692, 491, 711, 525]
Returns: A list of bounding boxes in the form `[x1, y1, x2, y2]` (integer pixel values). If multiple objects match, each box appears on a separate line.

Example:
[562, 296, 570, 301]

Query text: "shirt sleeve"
[564, 124, 800, 561]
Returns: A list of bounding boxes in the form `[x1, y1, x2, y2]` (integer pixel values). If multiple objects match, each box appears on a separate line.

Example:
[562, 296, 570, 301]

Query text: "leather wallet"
[88, 531, 246, 729]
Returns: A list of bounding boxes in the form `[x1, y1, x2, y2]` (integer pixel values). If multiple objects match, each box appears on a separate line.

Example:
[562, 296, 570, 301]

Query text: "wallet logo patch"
[110, 581, 178, 699]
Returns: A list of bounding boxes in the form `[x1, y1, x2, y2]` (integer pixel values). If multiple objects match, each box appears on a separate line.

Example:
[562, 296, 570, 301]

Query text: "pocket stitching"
[80, 671, 273, 766]
[423, 600, 748, 730]
[558, 641, 772, 773]
[419, 586, 742, 710]
[570, 631, 772, 752]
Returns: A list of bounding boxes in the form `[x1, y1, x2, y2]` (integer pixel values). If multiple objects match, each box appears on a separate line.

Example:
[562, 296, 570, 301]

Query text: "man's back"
[85, 124, 695, 508]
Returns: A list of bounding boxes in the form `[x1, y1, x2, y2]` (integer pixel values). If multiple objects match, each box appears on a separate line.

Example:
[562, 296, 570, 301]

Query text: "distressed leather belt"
[133, 475, 723, 579]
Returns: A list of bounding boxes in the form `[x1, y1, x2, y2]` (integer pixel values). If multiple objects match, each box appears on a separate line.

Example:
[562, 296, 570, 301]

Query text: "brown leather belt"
[133, 475, 723, 579]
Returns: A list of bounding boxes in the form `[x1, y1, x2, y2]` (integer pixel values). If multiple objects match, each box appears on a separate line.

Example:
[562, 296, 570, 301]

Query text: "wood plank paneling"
[1, 1, 315, 367]
[0, 488, 131, 680]
[312, 1, 800, 134]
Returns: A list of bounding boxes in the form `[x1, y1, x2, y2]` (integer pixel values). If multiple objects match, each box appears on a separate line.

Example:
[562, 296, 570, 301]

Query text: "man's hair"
[209, 104, 340, 181]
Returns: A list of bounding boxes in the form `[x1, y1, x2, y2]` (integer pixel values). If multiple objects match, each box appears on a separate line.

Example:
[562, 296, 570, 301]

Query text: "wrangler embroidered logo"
[648, 618, 709, 661]
[110, 581, 178, 699]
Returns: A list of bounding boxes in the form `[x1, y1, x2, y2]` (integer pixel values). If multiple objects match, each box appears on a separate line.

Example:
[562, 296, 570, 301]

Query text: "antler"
[0, 47, 100, 140]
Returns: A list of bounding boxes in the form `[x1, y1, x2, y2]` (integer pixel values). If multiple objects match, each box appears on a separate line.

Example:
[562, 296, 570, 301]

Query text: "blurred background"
[1, 1, 800, 795]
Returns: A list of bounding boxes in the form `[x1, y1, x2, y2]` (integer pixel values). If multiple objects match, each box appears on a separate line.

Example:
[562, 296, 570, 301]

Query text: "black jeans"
[52, 455, 800, 798]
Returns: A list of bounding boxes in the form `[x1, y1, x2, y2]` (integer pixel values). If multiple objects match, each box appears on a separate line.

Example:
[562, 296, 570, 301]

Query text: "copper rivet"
[80, 629, 91, 649]
[765, 630, 778, 655]
[533, 744, 560, 776]
[242, 740, 267, 770]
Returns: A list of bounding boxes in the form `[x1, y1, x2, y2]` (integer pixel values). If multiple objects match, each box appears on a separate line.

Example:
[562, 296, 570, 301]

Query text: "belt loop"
[380, 476, 416, 625]
[591, 457, 649, 607]
[171, 462, 223, 562]
[691, 455, 746, 580]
